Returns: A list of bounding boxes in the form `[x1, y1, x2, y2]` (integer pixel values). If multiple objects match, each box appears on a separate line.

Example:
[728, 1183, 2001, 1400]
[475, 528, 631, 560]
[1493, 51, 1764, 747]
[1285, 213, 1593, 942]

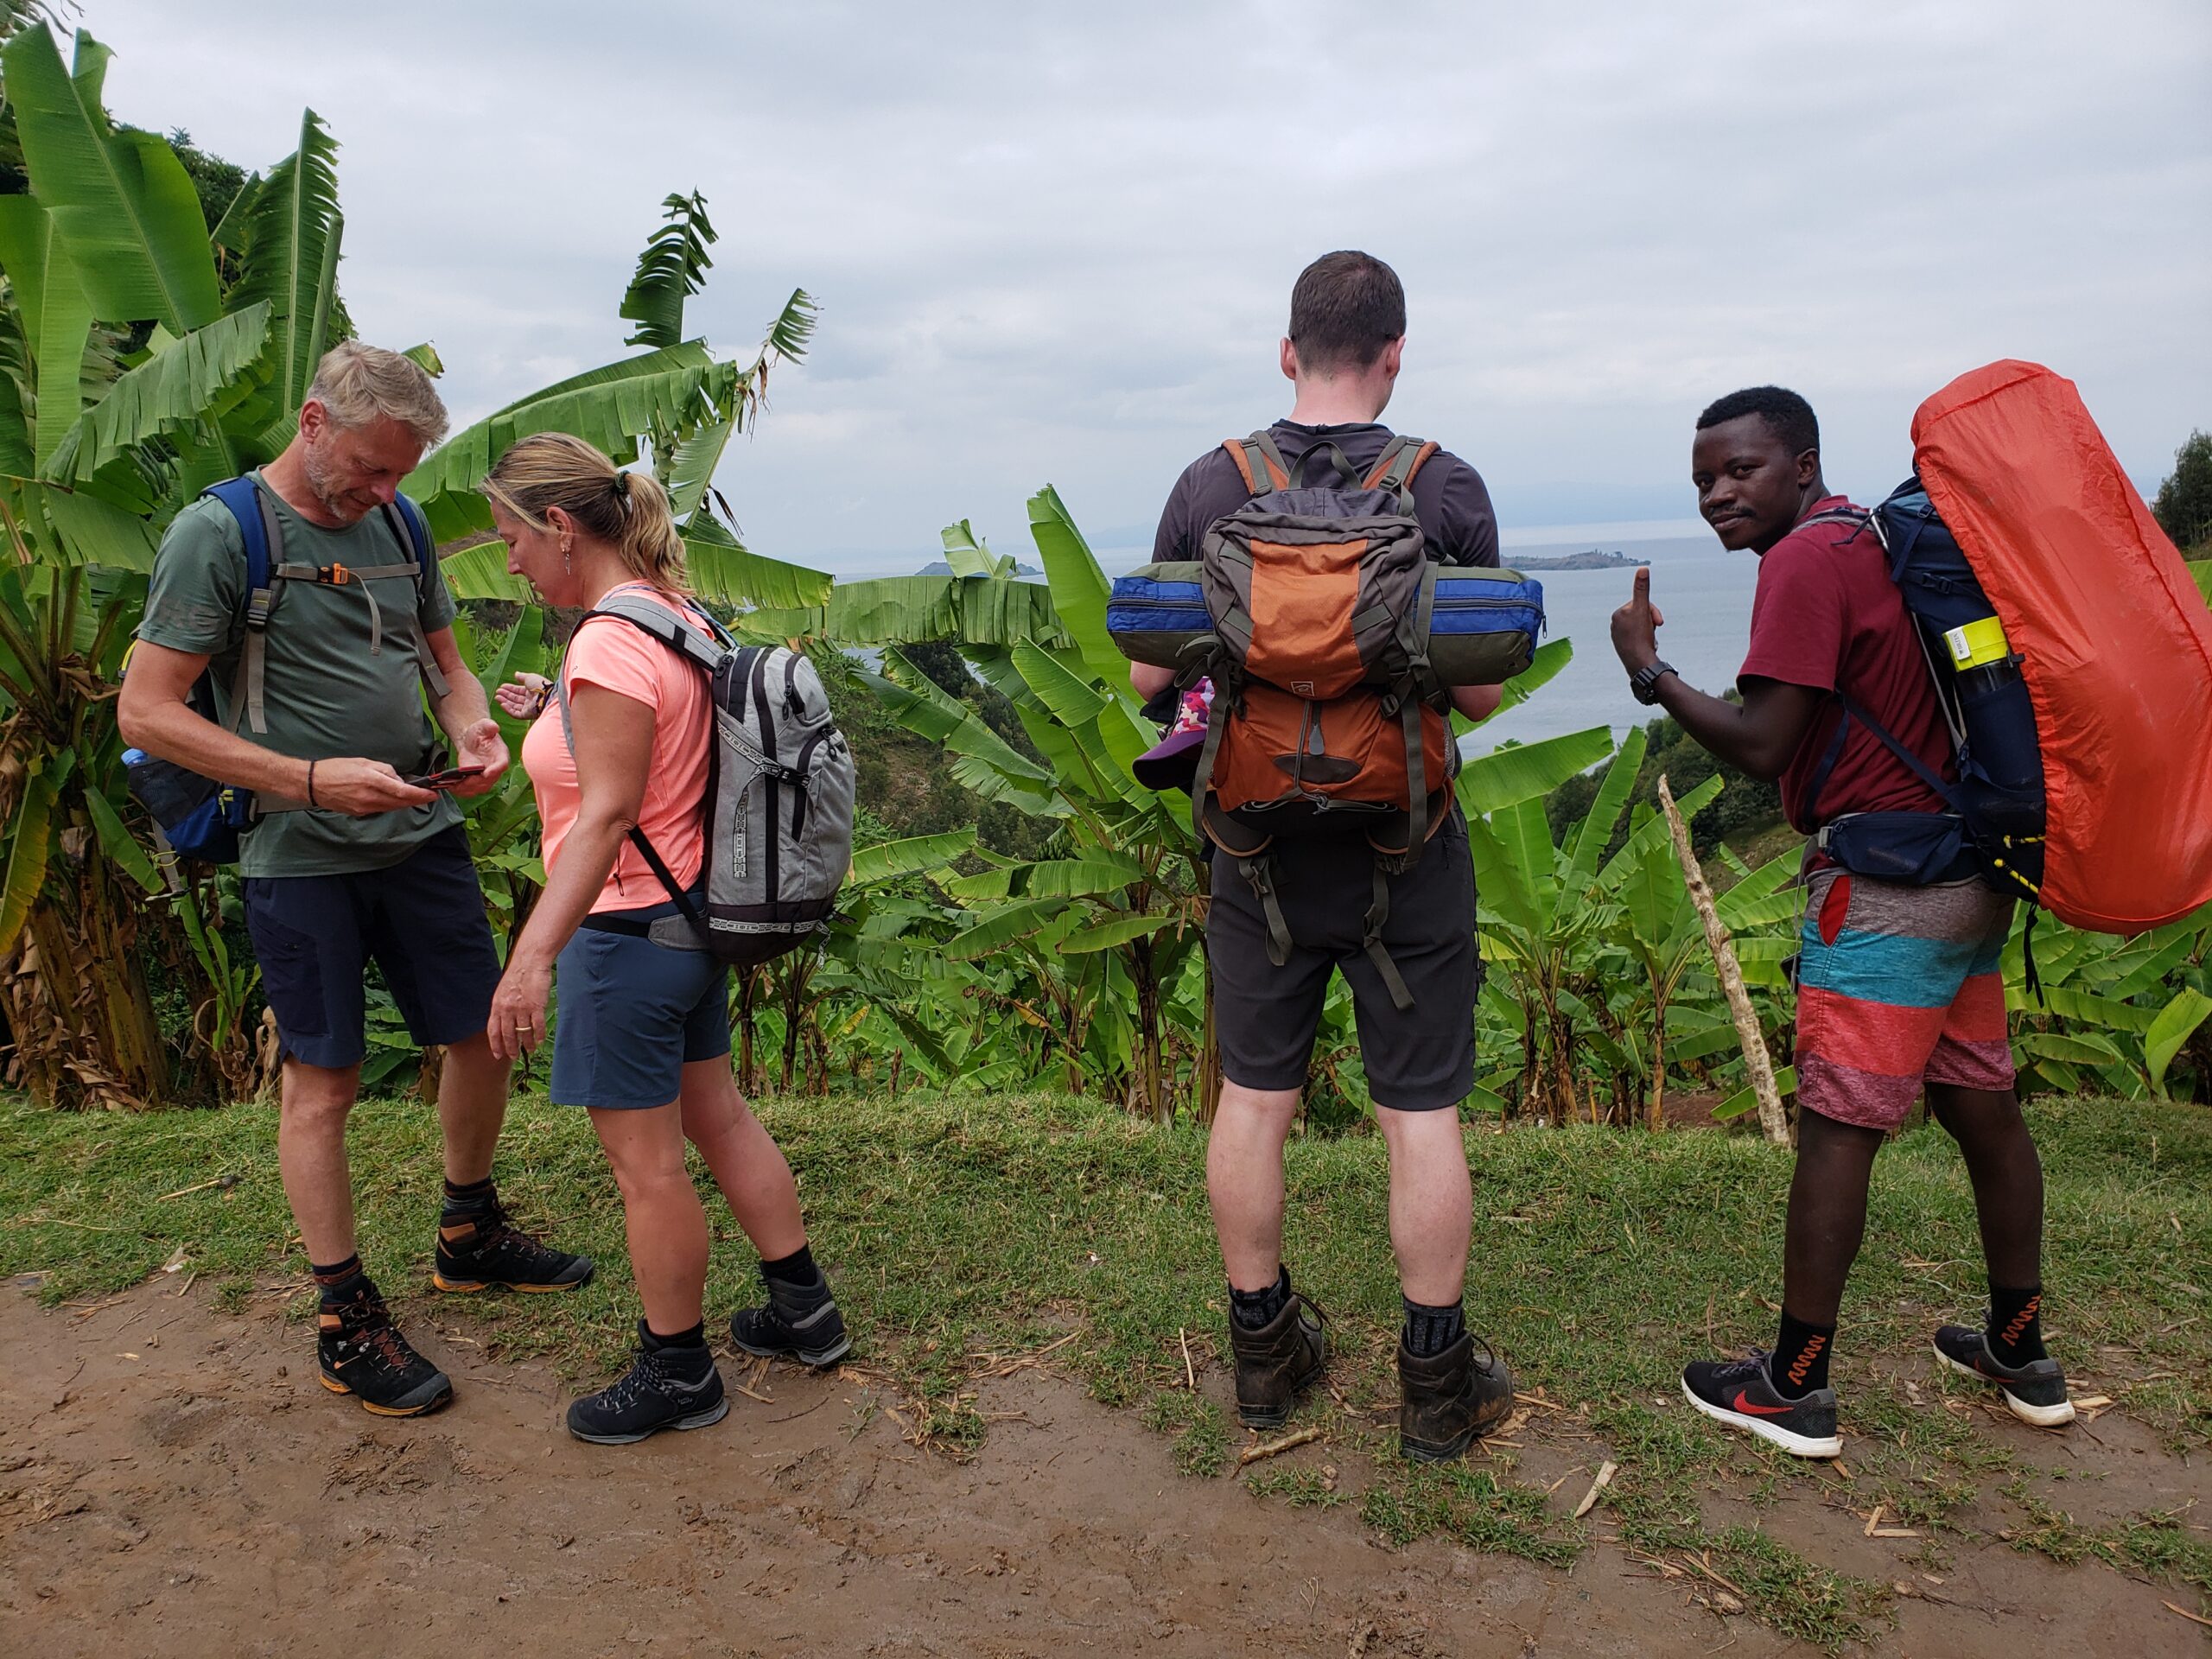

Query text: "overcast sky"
[87, 1, 2212, 571]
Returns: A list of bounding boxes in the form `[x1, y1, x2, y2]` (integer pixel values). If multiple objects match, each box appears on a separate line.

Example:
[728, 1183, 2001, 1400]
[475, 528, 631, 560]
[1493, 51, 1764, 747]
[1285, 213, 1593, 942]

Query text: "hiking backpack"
[123, 474, 449, 866]
[1800, 360, 2212, 935]
[554, 590, 855, 966]
[1113, 430, 1543, 1009]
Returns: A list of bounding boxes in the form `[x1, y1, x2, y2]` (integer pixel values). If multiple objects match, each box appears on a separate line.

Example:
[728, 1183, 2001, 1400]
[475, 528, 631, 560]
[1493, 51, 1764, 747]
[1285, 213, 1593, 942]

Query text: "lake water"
[1473, 535, 1758, 753]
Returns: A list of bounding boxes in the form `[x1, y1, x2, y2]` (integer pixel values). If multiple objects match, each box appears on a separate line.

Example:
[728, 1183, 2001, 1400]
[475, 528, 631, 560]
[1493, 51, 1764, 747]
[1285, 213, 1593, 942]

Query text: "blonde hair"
[305, 341, 449, 446]
[482, 432, 689, 594]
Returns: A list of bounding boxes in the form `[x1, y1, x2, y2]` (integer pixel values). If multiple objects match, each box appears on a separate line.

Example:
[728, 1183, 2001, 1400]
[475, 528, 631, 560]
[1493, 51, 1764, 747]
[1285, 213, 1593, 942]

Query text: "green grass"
[3, 1089, 2208, 1649]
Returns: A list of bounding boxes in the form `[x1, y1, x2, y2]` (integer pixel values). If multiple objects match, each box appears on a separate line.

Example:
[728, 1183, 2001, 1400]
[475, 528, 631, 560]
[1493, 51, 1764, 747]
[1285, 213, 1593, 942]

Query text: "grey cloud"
[94, 0, 2211, 569]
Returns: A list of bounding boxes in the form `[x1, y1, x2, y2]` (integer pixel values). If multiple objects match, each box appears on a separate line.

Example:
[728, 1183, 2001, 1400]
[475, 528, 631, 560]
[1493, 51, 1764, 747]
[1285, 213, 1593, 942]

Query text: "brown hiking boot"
[1229, 1291, 1327, 1428]
[1399, 1332, 1513, 1461]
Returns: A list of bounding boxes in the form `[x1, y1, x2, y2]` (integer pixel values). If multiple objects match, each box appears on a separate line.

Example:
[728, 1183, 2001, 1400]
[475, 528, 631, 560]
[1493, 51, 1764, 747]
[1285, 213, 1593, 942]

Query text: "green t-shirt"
[137, 481, 462, 878]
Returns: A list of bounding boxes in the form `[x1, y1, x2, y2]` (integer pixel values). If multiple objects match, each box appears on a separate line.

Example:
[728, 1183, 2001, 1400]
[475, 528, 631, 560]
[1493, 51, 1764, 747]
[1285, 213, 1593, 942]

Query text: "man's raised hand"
[1610, 564, 1666, 671]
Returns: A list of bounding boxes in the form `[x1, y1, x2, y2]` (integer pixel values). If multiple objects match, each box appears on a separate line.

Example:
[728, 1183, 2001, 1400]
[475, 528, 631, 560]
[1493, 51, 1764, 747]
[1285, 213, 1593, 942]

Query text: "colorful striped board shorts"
[1794, 869, 2016, 1131]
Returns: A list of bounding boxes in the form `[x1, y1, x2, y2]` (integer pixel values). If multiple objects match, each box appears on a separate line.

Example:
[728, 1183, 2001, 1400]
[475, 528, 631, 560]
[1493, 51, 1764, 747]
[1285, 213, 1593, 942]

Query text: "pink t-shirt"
[522, 583, 713, 914]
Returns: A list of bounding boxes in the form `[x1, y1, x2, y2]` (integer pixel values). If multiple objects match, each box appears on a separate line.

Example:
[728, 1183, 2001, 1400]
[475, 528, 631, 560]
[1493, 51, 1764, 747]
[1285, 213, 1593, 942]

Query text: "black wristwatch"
[1629, 660, 1677, 705]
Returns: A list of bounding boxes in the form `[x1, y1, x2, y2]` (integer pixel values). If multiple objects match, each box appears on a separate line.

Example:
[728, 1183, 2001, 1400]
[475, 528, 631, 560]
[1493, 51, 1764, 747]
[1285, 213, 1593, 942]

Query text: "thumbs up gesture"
[1610, 564, 1665, 671]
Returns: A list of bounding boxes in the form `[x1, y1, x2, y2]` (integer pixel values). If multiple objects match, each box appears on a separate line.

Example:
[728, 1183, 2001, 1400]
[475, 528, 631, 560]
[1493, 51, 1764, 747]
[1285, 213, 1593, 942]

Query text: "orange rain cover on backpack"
[1911, 360, 2212, 933]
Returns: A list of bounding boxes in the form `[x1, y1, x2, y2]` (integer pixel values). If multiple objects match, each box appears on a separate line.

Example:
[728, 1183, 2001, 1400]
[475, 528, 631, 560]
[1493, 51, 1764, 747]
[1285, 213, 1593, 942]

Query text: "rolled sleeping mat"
[1106, 562, 1545, 687]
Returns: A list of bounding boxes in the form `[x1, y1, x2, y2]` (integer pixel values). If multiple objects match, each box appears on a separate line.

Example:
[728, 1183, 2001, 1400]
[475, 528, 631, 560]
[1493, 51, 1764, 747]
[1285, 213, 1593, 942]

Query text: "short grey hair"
[305, 341, 450, 447]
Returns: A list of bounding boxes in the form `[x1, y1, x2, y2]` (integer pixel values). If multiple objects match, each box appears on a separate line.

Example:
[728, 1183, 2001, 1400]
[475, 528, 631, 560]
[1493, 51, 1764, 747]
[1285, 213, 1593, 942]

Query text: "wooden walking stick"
[1658, 775, 1789, 1145]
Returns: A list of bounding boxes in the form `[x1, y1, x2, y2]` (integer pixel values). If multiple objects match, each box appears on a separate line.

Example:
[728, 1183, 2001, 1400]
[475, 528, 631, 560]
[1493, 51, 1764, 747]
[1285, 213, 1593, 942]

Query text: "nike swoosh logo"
[1730, 1390, 1796, 1417]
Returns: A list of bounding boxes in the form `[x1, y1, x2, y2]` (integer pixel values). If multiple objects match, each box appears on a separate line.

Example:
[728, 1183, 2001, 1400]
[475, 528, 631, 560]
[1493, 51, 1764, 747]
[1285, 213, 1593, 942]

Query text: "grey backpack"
[556, 591, 855, 964]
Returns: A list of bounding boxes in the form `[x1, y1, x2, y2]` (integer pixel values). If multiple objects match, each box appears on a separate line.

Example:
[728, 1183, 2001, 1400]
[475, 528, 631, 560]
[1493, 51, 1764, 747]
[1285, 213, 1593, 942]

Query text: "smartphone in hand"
[405, 765, 487, 791]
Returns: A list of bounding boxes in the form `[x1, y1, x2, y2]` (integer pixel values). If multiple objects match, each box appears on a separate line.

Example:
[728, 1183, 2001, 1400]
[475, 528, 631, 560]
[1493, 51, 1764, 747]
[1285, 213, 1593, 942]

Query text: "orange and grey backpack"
[1118, 430, 1542, 1007]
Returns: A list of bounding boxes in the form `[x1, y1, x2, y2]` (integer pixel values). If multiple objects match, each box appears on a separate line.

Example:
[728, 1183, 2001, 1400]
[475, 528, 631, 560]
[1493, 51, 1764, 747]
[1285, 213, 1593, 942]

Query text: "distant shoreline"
[1508, 549, 1649, 571]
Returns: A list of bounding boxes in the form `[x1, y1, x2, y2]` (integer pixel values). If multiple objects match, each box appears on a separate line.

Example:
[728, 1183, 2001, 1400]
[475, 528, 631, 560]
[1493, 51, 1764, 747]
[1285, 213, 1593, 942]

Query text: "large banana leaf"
[1458, 724, 1615, 815]
[404, 344, 732, 502]
[940, 519, 1012, 580]
[664, 417, 732, 518]
[226, 111, 341, 416]
[944, 897, 1068, 959]
[2145, 988, 2212, 1097]
[439, 539, 528, 601]
[4, 27, 221, 334]
[32, 480, 160, 569]
[1060, 912, 1176, 955]
[1026, 485, 1121, 686]
[44, 301, 271, 481]
[619, 191, 715, 350]
[848, 829, 976, 885]
[680, 517, 832, 610]
[747, 573, 1063, 649]
[0, 195, 92, 468]
[0, 770, 54, 958]
[1006, 854, 1147, 899]
[1470, 637, 1573, 728]
[1561, 724, 1646, 896]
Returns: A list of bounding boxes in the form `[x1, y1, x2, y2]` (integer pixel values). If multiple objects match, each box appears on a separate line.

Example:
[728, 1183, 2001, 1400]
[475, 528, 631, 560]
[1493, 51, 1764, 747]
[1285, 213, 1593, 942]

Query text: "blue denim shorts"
[550, 898, 731, 1109]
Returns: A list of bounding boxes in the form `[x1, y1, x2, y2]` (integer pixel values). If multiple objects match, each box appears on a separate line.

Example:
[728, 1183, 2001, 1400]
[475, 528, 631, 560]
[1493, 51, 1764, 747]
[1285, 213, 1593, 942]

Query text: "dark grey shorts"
[1206, 815, 1478, 1110]
[550, 898, 732, 1110]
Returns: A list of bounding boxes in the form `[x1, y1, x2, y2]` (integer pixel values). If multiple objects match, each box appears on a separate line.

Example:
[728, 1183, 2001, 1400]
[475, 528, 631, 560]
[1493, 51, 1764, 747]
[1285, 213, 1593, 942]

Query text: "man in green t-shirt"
[119, 343, 592, 1419]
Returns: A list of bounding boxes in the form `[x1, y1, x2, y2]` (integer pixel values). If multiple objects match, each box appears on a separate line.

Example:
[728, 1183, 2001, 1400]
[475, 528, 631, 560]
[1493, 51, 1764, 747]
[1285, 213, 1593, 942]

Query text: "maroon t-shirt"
[1738, 497, 1954, 832]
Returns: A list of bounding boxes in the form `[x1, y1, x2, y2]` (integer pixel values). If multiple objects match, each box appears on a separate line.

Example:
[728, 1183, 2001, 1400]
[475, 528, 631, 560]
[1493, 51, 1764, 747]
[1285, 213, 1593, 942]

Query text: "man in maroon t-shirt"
[1608, 387, 2074, 1459]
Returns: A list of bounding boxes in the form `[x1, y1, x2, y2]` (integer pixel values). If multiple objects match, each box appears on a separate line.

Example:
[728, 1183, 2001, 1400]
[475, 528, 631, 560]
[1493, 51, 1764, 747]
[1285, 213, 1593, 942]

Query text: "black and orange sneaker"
[1681, 1351, 1841, 1459]
[317, 1281, 453, 1417]
[1932, 1325, 2075, 1427]
[567, 1324, 729, 1445]
[433, 1196, 594, 1294]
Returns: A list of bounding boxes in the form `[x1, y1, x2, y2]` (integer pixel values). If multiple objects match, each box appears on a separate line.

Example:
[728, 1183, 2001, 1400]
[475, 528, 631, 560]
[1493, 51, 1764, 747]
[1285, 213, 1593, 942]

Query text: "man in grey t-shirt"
[1132, 252, 1515, 1461]
[120, 344, 592, 1419]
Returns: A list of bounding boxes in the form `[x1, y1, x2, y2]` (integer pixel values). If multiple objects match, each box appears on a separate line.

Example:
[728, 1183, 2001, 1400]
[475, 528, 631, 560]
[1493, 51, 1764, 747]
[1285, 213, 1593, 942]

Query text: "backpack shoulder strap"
[200, 474, 287, 734]
[581, 588, 731, 675]
[1221, 431, 1291, 497]
[1362, 436, 1439, 510]
[378, 493, 452, 705]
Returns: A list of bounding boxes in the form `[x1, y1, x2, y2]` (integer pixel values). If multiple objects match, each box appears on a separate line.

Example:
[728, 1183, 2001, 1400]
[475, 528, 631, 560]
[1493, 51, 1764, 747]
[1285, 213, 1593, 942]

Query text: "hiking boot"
[729, 1269, 852, 1368]
[1228, 1291, 1327, 1429]
[433, 1196, 594, 1294]
[1398, 1332, 1514, 1462]
[567, 1323, 730, 1445]
[1681, 1351, 1840, 1459]
[1932, 1324, 2075, 1427]
[317, 1281, 453, 1417]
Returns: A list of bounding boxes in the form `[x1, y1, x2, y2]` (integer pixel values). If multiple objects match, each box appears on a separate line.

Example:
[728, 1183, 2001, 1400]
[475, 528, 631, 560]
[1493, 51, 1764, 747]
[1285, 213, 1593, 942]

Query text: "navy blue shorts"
[243, 825, 501, 1071]
[550, 898, 731, 1109]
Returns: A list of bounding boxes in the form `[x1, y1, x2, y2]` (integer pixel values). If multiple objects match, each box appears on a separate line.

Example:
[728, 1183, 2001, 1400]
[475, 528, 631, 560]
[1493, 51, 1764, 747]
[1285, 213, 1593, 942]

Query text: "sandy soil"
[2, 1280, 2205, 1658]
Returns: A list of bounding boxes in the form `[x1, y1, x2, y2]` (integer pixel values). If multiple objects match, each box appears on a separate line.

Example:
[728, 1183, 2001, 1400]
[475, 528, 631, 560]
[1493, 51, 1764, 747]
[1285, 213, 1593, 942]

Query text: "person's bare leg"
[435, 1030, 507, 1186]
[589, 1102, 709, 1336]
[1373, 1105, 1471, 1306]
[678, 1058, 806, 1261]
[1207, 1082, 1302, 1291]
[277, 1058, 363, 1264]
[1925, 1083, 2044, 1289]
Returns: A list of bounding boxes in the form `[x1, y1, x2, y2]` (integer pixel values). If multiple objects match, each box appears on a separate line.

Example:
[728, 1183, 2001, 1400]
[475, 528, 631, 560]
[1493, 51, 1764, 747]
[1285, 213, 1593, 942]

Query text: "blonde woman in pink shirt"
[482, 434, 847, 1444]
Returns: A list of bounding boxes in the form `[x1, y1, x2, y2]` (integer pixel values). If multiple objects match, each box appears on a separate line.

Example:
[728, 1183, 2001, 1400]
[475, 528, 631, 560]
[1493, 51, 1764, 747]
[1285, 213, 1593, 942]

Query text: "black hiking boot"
[567, 1323, 730, 1445]
[1681, 1351, 1841, 1459]
[1398, 1332, 1514, 1462]
[1932, 1324, 2075, 1427]
[1228, 1291, 1328, 1429]
[317, 1280, 453, 1417]
[433, 1194, 594, 1295]
[729, 1268, 852, 1368]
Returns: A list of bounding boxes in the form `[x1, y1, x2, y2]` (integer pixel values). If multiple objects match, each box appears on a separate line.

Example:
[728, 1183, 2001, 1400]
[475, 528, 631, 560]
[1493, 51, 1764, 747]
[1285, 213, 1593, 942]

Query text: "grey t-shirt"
[136, 483, 461, 878]
[1152, 420, 1501, 567]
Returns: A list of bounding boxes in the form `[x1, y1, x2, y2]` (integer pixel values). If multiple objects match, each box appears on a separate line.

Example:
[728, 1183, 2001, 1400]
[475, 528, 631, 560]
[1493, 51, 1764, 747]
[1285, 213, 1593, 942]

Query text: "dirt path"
[2, 1282, 2203, 1657]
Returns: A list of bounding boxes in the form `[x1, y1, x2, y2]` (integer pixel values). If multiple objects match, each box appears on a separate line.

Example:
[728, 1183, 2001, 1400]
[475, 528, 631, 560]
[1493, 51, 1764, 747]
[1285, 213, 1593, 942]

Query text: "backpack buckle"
[243, 588, 277, 632]
[321, 563, 352, 585]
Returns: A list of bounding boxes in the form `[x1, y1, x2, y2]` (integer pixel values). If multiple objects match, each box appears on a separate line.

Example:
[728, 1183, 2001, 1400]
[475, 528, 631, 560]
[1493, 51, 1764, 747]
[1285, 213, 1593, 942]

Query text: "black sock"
[1402, 1296, 1465, 1359]
[441, 1175, 496, 1216]
[1768, 1309, 1835, 1398]
[1986, 1284, 2047, 1365]
[640, 1319, 713, 1376]
[312, 1254, 365, 1305]
[1230, 1267, 1291, 1332]
[760, 1243, 820, 1289]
